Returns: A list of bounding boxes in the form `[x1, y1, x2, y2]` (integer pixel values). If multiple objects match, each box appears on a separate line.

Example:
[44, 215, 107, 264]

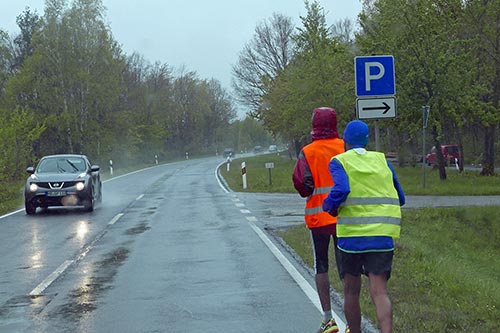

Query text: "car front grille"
[35, 181, 78, 189]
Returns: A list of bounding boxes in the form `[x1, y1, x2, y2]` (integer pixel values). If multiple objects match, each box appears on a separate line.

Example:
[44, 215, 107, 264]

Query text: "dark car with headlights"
[24, 154, 102, 215]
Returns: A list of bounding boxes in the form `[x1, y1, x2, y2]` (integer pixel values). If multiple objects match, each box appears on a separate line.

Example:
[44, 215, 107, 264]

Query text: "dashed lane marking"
[29, 212, 125, 296]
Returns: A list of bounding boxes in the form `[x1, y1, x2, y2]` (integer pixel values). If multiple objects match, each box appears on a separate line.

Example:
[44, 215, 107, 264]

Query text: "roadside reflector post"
[241, 162, 247, 189]
[109, 159, 113, 176]
[265, 162, 274, 185]
[226, 157, 231, 172]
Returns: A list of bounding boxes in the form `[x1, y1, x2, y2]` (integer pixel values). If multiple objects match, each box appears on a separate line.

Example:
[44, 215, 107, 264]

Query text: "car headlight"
[29, 183, 38, 192]
[76, 182, 85, 191]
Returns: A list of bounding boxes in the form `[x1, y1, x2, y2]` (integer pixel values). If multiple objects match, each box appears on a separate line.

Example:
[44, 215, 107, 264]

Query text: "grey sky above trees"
[0, 0, 362, 116]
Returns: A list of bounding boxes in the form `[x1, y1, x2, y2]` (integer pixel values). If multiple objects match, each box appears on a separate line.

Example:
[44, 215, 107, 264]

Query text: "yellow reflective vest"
[334, 149, 401, 238]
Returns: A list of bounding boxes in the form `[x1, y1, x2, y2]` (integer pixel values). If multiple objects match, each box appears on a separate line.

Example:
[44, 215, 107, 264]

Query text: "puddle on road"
[50, 247, 130, 320]
[125, 222, 151, 235]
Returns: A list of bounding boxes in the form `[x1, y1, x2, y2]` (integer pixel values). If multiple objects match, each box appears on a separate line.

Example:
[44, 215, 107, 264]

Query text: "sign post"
[265, 162, 274, 185]
[422, 105, 430, 188]
[355, 55, 396, 151]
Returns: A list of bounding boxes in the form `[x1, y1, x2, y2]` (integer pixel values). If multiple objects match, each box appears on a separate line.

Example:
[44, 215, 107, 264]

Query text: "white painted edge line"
[240, 209, 251, 214]
[29, 260, 73, 296]
[103, 162, 178, 183]
[246, 216, 258, 222]
[235, 203, 245, 208]
[0, 209, 24, 220]
[215, 161, 229, 194]
[136, 194, 144, 201]
[247, 220, 346, 331]
[108, 213, 124, 225]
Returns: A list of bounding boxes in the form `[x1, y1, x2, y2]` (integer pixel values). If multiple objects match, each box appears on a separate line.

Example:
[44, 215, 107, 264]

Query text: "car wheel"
[25, 201, 36, 215]
[83, 199, 94, 212]
[83, 189, 94, 212]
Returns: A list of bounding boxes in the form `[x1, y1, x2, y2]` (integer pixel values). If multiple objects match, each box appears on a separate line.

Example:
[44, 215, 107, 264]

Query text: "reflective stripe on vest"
[302, 138, 344, 228]
[335, 150, 401, 238]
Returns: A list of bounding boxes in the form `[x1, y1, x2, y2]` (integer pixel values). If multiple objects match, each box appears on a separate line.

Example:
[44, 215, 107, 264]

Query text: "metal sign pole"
[374, 120, 380, 151]
[422, 106, 430, 188]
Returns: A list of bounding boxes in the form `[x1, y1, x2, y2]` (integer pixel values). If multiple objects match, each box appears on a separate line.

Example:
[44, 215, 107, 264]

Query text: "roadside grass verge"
[221, 154, 500, 195]
[221, 154, 500, 331]
[277, 206, 500, 332]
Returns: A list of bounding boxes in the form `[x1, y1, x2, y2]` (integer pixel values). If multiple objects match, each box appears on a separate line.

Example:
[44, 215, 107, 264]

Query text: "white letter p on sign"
[365, 62, 385, 92]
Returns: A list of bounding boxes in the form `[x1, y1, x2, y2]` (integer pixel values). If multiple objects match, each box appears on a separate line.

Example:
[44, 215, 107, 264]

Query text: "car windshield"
[37, 157, 86, 174]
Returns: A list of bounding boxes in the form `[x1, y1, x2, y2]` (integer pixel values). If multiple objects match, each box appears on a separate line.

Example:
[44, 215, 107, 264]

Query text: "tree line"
[233, 0, 500, 178]
[0, 0, 248, 184]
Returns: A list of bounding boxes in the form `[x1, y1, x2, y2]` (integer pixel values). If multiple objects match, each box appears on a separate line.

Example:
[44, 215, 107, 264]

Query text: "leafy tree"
[262, 1, 355, 156]
[357, 0, 475, 177]
[12, 7, 41, 71]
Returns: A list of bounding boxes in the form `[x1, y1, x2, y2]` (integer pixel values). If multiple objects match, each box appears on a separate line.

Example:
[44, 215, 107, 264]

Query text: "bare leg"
[343, 274, 361, 333]
[368, 273, 392, 333]
[316, 272, 331, 313]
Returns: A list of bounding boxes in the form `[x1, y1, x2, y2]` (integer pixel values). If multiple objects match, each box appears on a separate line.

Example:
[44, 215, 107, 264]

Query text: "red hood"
[310, 107, 338, 140]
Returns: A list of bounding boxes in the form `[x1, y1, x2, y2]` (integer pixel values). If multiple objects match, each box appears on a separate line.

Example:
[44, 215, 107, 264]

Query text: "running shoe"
[317, 318, 339, 333]
[345, 325, 351, 333]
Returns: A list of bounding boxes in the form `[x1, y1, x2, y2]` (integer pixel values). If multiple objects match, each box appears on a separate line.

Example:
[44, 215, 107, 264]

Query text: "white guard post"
[241, 162, 247, 189]
[109, 159, 113, 176]
[226, 157, 231, 172]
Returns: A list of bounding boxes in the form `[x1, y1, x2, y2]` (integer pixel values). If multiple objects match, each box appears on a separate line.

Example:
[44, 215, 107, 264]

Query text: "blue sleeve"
[387, 161, 405, 206]
[322, 158, 350, 214]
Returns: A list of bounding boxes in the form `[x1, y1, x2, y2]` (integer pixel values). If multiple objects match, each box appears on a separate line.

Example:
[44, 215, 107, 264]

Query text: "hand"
[328, 209, 338, 217]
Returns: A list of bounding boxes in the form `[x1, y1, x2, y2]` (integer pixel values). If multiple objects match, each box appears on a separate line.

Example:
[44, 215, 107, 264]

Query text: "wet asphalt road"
[0, 157, 327, 332]
[1, 156, 498, 332]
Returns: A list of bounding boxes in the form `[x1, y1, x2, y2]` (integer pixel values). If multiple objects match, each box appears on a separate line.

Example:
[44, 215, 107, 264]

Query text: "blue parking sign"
[355, 55, 395, 97]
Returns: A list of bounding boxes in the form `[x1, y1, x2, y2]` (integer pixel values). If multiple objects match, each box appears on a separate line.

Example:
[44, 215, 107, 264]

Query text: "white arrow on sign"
[356, 97, 396, 120]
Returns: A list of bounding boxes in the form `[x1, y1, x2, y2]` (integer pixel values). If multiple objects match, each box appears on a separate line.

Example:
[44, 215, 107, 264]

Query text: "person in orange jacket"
[292, 107, 345, 333]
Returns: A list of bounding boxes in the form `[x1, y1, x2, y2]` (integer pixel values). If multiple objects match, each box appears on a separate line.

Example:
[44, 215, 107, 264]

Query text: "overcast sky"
[1, 0, 362, 115]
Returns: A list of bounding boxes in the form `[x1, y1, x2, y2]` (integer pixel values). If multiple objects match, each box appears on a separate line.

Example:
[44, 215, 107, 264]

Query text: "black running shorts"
[338, 250, 393, 280]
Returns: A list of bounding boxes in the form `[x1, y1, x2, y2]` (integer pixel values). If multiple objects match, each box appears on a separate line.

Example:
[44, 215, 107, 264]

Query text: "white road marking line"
[246, 216, 258, 222]
[240, 209, 251, 214]
[0, 209, 24, 220]
[136, 194, 144, 201]
[247, 220, 347, 331]
[29, 213, 125, 296]
[235, 203, 245, 208]
[29, 260, 73, 296]
[108, 213, 124, 225]
[215, 161, 230, 193]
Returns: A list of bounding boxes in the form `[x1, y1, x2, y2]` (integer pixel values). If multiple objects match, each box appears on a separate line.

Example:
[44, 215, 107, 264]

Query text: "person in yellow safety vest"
[322, 120, 405, 333]
[293, 107, 345, 333]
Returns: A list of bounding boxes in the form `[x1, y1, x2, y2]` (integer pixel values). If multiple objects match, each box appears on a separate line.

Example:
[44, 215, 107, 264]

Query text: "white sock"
[323, 311, 332, 322]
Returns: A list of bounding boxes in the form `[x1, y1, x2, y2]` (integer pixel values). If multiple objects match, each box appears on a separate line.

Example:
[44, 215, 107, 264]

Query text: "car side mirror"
[26, 167, 34, 174]
[91, 165, 100, 172]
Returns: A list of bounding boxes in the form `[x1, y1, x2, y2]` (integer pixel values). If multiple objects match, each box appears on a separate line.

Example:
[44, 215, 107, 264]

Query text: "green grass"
[278, 207, 500, 332]
[222, 154, 500, 195]
[223, 154, 500, 331]
[220, 153, 297, 193]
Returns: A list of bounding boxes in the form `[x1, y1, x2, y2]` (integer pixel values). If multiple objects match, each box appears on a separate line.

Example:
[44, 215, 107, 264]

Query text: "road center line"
[108, 213, 124, 225]
[29, 212, 125, 296]
[30, 260, 73, 296]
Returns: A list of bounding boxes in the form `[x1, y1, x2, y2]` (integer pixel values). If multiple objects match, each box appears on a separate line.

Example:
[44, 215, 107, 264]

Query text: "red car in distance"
[425, 144, 459, 166]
